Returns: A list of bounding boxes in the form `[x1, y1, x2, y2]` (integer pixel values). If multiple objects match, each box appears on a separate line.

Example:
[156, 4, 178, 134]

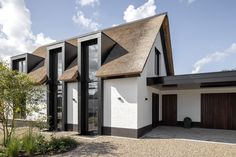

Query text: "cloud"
[0, 0, 55, 61]
[76, 0, 99, 7]
[72, 11, 100, 31]
[123, 0, 157, 22]
[180, 0, 196, 4]
[192, 43, 236, 73]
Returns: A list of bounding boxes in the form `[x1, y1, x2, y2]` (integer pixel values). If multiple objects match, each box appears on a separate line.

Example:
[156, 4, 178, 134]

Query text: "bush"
[21, 129, 47, 155]
[47, 137, 78, 154]
[1, 129, 78, 156]
[6, 138, 21, 157]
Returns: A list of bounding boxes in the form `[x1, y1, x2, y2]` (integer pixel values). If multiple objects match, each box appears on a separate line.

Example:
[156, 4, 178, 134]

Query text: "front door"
[162, 94, 177, 126]
[152, 93, 159, 128]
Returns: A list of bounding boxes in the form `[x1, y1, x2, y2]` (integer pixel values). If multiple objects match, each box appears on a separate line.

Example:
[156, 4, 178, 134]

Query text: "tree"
[0, 62, 44, 146]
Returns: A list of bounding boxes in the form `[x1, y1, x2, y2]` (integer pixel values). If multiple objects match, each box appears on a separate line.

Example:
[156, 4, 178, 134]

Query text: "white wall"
[103, 77, 138, 129]
[161, 87, 236, 122]
[137, 32, 166, 128]
[67, 82, 78, 125]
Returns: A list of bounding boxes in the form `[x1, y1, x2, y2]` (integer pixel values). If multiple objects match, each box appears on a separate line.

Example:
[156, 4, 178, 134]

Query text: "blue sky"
[0, 0, 236, 74]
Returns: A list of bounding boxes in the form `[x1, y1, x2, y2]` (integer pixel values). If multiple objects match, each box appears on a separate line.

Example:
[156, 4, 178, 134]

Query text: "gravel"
[50, 127, 236, 157]
[1, 127, 236, 157]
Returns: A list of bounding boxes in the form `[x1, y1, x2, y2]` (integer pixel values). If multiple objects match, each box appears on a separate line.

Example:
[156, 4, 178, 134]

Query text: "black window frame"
[155, 48, 161, 75]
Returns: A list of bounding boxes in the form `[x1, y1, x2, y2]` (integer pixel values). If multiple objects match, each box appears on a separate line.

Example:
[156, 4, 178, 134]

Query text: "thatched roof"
[96, 13, 174, 77]
[59, 58, 78, 82]
[28, 38, 78, 84]
[26, 13, 174, 84]
[28, 65, 47, 85]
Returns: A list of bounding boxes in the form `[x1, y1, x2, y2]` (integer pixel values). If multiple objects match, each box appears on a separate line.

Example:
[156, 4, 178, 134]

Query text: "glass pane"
[88, 43, 99, 133]
[88, 44, 99, 82]
[56, 52, 63, 130]
[22, 60, 26, 73]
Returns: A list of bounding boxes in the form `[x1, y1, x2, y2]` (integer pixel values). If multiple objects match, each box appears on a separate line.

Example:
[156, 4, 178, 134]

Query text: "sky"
[0, 0, 236, 74]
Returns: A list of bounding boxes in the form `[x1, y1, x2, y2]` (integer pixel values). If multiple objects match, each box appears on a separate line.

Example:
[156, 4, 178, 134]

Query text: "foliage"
[21, 128, 46, 156]
[0, 61, 45, 146]
[0, 129, 78, 156]
[6, 138, 21, 157]
[47, 136, 78, 154]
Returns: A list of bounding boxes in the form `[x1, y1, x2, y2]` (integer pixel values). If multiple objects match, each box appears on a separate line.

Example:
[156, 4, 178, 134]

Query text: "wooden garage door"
[162, 95, 177, 126]
[201, 93, 236, 130]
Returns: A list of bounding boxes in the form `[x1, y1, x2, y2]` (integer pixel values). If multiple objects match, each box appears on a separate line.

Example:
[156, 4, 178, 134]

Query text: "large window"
[155, 48, 160, 75]
[87, 43, 99, 134]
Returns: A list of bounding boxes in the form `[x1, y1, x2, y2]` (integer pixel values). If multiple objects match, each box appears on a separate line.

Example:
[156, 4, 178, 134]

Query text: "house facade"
[11, 13, 236, 138]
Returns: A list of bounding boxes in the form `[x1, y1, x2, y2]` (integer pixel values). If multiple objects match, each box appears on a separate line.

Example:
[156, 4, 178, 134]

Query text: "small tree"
[0, 62, 44, 146]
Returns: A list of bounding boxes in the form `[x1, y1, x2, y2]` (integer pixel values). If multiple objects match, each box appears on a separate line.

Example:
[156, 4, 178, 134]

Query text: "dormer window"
[155, 48, 161, 75]
[18, 60, 26, 73]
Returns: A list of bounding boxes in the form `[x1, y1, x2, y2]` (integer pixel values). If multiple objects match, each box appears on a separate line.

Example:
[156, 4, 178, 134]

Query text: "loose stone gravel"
[49, 127, 236, 157]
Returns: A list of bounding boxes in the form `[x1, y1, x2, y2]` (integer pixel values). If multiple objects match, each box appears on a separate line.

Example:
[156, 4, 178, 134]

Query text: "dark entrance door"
[162, 94, 177, 126]
[201, 93, 236, 130]
[152, 93, 159, 128]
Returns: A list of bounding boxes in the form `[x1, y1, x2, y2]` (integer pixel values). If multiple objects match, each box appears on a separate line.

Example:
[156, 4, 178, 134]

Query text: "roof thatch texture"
[28, 38, 78, 84]
[59, 58, 78, 82]
[96, 14, 168, 77]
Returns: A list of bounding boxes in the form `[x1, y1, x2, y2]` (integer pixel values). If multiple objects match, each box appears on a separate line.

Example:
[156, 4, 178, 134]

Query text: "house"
[11, 13, 236, 138]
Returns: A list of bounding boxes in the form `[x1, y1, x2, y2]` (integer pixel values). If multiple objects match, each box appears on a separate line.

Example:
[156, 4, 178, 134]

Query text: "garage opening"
[201, 93, 236, 130]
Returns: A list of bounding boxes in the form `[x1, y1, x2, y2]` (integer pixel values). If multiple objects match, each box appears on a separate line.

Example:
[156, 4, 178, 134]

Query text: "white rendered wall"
[137, 32, 166, 128]
[103, 77, 138, 129]
[67, 82, 78, 125]
[161, 87, 236, 122]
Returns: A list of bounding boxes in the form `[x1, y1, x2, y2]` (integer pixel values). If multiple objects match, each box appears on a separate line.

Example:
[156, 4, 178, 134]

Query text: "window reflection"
[88, 43, 99, 133]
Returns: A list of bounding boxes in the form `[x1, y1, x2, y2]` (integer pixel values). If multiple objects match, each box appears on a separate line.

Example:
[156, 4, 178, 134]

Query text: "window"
[155, 48, 160, 75]
[18, 60, 26, 73]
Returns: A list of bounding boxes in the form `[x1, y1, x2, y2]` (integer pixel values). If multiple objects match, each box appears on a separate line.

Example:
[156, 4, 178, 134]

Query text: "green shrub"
[21, 129, 47, 155]
[2, 130, 78, 156]
[47, 137, 77, 154]
[6, 138, 21, 157]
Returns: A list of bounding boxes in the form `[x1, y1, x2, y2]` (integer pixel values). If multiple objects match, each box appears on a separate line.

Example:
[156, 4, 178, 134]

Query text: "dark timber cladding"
[201, 93, 236, 130]
[162, 95, 177, 126]
[152, 93, 159, 128]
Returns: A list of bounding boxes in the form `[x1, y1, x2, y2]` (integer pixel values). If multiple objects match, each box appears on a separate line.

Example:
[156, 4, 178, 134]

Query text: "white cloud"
[180, 0, 196, 4]
[76, 0, 99, 7]
[72, 11, 100, 31]
[192, 43, 236, 73]
[112, 24, 118, 27]
[123, 0, 157, 22]
[0, 0, 55, 61]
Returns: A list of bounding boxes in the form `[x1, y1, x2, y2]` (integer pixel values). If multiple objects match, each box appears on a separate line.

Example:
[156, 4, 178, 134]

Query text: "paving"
[50, 126, 236, 157]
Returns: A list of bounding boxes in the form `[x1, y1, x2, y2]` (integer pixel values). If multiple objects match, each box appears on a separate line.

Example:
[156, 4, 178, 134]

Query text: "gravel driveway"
[50, 126, 236, 157]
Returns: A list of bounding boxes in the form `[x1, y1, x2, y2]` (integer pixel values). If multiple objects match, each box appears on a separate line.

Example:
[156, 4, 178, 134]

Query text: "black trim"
[177, 121, 201, 128]
[102, 125, 152, 138]
[155, 48, 160, 75]
[158, 121, 201, 128]
[103, 74, 140, 80]
[78, 37, 103, 135]
[66, 124, 79, 132]
[160, 26, 171, 76]
[147, 71, 236, 87]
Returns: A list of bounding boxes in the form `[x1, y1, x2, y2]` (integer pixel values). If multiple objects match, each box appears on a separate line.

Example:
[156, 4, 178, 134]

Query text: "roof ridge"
[31, 12, 168, 51]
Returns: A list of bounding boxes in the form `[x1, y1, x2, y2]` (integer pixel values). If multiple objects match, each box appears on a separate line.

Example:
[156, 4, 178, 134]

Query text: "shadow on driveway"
[143, 126, 236, 144]
[54, 141, 118, 156]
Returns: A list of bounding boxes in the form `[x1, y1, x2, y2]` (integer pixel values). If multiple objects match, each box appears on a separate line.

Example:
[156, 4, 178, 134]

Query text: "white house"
[11, 13, 236, 138]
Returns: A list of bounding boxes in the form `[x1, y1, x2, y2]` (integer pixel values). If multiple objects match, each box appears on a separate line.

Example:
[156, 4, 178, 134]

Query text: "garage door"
[201, 93, 236, 130]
